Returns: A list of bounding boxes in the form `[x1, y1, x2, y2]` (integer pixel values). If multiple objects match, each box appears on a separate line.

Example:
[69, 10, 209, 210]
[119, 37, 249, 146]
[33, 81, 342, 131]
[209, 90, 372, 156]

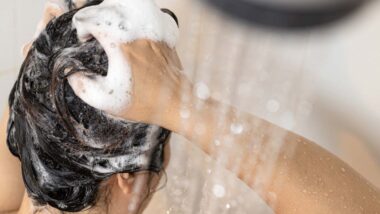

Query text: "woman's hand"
[22, 0, 97, 58]
[68, 39, 189, 127]
[22, 1, 65, 57]
[68, 0, 183, 126]
[119, 40, 189, 124]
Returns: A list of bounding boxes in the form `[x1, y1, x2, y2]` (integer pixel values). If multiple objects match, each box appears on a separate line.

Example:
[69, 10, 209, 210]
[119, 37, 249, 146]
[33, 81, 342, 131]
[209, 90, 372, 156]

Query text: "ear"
[107, 173, 135, 214]
[116, 173, 134, 194]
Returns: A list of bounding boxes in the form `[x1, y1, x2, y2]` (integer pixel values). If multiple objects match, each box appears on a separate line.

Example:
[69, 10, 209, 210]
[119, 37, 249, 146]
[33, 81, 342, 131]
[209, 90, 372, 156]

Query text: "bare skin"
[0, 107, 162, 214]
[7, 38, 380, 214]
[69, 40, 380, 213]
[3, 39, 380, 213]
[6, 3, 164, 213]
[5, 1, 380, 213]
[1, 2, 64, 212]
[0, 109, 24, 213]
[22, 0, 91, 57]
[22, 1, 64, 57]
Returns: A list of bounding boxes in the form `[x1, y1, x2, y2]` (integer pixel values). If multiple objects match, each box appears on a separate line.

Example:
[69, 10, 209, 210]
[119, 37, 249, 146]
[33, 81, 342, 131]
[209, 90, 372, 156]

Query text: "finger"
[34, 2, 65, 38]
[21, 42, 33, 58]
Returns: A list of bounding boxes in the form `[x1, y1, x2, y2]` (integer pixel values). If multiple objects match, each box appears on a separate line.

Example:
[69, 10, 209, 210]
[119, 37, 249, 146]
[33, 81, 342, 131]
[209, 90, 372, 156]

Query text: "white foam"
[68, 0, 179, 115]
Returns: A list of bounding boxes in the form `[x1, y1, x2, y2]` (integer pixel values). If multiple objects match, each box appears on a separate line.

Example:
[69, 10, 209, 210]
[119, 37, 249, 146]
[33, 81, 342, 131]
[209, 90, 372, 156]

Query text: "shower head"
[205, 0, 367, 29]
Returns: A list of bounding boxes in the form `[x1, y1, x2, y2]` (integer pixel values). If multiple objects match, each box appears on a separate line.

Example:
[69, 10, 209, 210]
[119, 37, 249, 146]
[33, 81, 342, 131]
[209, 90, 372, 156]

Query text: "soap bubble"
[119, 23, 126, 30]
[212, 184, 226, 198]
[195, 82, 210, 100]
[214, 139, 221, 146]
[230, 123, 244, 134]
[180, 108, 191, 119]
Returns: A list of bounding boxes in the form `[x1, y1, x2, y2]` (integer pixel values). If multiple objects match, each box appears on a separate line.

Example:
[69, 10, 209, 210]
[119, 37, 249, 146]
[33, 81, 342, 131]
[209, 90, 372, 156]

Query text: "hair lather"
[7, 1, 173, 212]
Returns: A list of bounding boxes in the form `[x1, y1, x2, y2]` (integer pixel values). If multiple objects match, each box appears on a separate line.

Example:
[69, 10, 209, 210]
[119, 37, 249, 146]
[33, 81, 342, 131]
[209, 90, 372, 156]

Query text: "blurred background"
[1, 0, 379, 213]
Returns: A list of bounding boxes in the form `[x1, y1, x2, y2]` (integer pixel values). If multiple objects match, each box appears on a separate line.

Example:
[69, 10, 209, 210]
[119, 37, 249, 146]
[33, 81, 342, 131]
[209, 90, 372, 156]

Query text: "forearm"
[66, 35, 380, 212]
[0, 109, 25, 212]
[163, 95, 380, 213]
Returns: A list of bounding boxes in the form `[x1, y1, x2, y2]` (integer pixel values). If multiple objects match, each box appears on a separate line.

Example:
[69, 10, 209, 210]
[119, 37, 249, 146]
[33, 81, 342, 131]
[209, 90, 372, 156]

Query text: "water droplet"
[230, 123, 244, 134]
[119, 23, 126, 30]
[225, 203, 231, 209]
[180, 108, 190, 119]
[266, 99, 280, 113]
[341, 167, 346, 173]
[212, 184, 226, 198]
[214, 140, 221, 146]
[195, 82, 210, 100]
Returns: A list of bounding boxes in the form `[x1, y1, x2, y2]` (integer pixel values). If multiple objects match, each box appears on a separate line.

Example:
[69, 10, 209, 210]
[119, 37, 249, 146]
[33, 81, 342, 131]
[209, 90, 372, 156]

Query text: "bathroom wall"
[157, 0, 380, 187]
[0, 0, 45, 108]
[0, 0, 379, 213]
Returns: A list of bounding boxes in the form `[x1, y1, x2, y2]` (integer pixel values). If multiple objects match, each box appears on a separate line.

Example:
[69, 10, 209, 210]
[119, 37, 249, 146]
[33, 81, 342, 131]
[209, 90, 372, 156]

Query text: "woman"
[1, 0, 380, 214]
[3, 0, 176, 213]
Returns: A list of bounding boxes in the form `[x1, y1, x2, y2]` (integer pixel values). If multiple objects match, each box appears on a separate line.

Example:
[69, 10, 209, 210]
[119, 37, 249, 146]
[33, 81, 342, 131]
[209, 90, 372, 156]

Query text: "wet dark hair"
[6, 1, 175, 212]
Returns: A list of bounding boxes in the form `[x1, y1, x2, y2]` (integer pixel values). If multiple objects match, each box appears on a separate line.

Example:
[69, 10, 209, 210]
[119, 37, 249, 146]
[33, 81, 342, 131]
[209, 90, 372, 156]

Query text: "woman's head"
[7, 1, 173, 212]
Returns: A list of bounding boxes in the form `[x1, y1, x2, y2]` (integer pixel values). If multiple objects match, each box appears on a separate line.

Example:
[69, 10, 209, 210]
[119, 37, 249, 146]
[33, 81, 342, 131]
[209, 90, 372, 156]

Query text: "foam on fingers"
[70, 0, 179, 115]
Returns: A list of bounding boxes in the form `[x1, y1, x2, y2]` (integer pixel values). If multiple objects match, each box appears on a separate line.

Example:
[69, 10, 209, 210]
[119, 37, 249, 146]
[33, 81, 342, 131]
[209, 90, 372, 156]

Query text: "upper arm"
[0, 108, 25, 212]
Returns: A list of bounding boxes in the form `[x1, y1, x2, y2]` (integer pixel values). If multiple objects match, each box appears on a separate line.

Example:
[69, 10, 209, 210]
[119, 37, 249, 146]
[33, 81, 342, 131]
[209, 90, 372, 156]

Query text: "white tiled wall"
[0, 0, 45, 109]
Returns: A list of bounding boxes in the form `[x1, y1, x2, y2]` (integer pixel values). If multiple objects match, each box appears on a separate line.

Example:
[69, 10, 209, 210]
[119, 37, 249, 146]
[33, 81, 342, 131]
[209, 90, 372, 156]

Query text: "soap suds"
[69, 0, 179, 115]
[7, 3, 172, 211]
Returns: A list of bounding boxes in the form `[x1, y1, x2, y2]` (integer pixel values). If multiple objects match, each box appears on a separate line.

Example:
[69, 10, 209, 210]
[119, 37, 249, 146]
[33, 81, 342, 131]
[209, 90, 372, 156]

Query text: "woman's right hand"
[68, 0, 185, 127]
[119, 40, 190, 125]
[68, 39, 190, 128]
